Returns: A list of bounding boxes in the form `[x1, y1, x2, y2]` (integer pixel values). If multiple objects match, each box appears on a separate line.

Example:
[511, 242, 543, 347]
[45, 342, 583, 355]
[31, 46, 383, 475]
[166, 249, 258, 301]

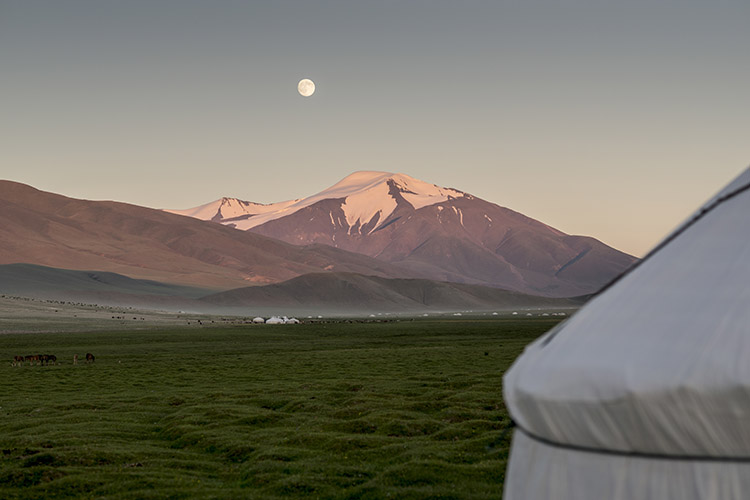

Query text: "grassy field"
[0, 318, 559, 499]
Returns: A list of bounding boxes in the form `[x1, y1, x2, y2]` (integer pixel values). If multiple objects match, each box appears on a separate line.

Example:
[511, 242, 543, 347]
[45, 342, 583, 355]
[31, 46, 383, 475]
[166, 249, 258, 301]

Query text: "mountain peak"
[329, 171, 463, 200]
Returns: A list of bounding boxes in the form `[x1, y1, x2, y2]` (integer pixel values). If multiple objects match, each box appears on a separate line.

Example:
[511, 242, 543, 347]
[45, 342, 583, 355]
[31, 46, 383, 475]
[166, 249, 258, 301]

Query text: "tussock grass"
[0, 318, 559, 498]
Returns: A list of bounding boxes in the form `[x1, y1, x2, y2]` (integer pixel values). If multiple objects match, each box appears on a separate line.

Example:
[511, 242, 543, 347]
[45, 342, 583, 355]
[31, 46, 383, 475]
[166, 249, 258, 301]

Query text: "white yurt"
[503, 168, 750, 499]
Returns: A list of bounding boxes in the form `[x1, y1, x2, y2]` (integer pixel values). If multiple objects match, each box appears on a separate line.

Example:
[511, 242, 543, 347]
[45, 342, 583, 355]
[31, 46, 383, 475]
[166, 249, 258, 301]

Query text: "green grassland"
[0, 318, 559, 499]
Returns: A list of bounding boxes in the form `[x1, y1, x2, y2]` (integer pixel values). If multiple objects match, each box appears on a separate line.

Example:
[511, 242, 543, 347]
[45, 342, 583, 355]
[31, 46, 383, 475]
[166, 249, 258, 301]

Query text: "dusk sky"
[2, 0, 748, 257]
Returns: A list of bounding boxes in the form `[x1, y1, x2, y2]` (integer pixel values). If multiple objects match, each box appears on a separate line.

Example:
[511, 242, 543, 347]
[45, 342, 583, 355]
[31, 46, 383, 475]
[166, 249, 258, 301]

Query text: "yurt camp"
[503, 167, 750, 499]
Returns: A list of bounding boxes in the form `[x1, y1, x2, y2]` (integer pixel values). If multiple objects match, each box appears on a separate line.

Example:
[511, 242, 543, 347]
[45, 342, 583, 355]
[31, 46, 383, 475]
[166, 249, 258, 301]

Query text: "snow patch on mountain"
[393, 175, 463, 210]
[217, 198, 251, 219]
[342, 180, 397, 233]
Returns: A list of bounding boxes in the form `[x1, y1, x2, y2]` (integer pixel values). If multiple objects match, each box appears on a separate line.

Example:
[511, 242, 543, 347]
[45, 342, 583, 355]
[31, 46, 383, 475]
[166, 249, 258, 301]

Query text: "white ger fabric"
[503, 167, 750, 500]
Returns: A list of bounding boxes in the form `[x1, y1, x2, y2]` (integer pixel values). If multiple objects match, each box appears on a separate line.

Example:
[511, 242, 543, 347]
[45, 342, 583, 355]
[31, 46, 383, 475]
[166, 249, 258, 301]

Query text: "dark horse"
[86, 353, 95, 363]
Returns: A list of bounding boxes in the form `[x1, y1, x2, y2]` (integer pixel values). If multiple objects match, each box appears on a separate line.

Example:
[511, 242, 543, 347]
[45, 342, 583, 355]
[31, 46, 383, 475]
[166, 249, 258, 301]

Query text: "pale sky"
[2, 0, 748, 257]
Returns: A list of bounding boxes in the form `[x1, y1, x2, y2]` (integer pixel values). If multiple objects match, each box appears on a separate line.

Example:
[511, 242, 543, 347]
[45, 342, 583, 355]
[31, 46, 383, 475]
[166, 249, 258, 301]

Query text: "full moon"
[298, 78, 315, 97]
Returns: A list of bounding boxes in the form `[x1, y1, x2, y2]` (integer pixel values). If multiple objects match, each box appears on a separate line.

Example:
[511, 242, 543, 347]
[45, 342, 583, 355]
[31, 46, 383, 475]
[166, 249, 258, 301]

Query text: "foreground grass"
[0, 318, 558, 499]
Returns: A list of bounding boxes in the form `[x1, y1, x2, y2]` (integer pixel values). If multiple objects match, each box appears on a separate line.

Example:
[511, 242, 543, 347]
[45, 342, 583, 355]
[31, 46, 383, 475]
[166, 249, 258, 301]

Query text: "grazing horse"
[39, 354, 49, 365]
[25, 355, 39, 366]
[12, 355, 24, 367]
[73, 354, 79, 365]
[86, 353, 95, 363]
[47, 354, 57, 365]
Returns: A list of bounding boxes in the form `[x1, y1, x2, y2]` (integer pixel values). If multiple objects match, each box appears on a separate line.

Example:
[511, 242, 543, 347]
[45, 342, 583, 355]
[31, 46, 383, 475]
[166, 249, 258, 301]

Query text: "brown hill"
[0, 180, 421, 290]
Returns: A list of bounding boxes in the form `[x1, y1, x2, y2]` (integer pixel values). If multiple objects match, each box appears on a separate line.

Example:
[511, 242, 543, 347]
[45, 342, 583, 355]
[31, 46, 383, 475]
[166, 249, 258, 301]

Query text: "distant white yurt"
[253, 317, 265, 324]
[503, 168, 750, 499]
[265, 316, 284, 324]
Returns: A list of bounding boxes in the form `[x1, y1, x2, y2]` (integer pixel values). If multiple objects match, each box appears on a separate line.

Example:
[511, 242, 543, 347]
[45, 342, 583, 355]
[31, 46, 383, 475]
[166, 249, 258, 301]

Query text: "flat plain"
[0, 317, 560, 499]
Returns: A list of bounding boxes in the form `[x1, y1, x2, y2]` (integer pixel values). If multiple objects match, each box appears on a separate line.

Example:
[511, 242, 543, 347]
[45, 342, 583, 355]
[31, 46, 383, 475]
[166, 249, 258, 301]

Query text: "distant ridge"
[200, 272, 583, 314]
[0, 264, 581, 315]
[171, 171, 637, 297]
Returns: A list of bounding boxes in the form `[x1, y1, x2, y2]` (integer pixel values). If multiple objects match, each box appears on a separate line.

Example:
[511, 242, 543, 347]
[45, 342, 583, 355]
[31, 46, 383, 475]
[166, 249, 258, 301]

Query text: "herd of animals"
[11, 352, 94, 366]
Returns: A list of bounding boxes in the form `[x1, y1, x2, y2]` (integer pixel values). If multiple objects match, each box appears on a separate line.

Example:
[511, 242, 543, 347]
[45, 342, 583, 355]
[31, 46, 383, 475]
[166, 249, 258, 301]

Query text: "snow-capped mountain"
[169, 171, 636, 296]
[168, 171, 463, 232]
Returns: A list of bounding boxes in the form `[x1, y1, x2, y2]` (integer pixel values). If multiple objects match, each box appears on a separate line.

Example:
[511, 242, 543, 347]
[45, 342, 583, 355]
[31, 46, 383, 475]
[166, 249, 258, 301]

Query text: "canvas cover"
[504, 431, 750, 500]
[503, 168, 750, 499]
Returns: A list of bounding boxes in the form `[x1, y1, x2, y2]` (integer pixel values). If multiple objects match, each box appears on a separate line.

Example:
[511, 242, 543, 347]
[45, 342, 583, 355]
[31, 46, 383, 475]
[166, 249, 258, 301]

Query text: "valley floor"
[0, 318, 560, 499]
